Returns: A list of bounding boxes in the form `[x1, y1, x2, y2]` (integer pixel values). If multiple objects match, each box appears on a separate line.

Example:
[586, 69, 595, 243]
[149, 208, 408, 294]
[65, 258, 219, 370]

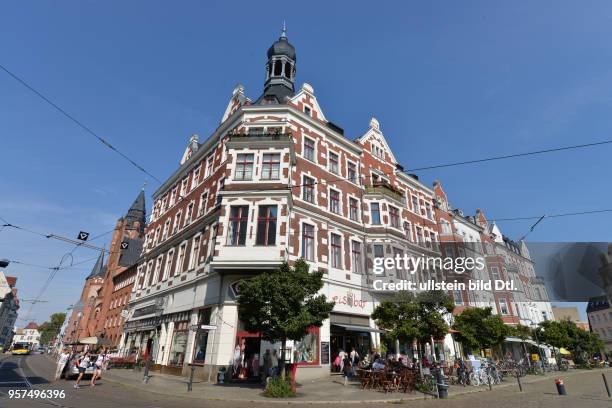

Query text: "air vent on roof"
[327, 121, 344, 135]
[408, 173, 419, 181]
[396, 163, 405, 172]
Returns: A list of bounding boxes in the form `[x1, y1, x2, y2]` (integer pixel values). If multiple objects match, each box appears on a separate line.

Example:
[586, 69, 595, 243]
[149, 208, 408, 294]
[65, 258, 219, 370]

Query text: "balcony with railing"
[364, 180, 405, 204]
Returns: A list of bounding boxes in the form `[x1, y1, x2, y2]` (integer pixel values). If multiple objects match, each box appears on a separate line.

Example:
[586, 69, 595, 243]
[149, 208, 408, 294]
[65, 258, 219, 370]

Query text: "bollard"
[187, 364, 196, 392]
[554, 378, 567, 396]
[516, 373, 523, 392]
[603, 373, 611, 398]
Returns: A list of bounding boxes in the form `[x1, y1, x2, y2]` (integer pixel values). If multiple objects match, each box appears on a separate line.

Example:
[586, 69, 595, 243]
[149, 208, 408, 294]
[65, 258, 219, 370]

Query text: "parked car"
[61, 354, 99, 380]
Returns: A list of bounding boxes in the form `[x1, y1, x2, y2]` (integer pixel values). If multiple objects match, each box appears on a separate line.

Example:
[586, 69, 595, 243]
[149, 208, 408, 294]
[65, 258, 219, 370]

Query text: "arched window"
[274, 60, 282, 76]
[284, 62, 291, 78]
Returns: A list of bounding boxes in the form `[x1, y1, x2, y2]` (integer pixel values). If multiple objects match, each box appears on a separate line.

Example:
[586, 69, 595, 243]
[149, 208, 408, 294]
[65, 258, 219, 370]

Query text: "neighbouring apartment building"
[64, 190, 145, 346]
[13, 322, 40, 348]
[587, 296, 612, 353]
[121, 29, 554, 380]
[0, 273, 19, 348]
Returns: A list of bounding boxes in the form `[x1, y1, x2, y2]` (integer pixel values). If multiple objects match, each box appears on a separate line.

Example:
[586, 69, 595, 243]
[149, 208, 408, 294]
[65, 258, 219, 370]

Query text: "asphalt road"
[0, 354, 610, 408]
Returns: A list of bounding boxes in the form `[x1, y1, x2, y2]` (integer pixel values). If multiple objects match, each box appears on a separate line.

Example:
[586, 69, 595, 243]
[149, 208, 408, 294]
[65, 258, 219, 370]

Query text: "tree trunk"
[280, 339, 286, 378]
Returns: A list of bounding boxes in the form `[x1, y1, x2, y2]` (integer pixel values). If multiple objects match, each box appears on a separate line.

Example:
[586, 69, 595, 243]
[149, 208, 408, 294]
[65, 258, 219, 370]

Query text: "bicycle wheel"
[469, 371, 480, 386]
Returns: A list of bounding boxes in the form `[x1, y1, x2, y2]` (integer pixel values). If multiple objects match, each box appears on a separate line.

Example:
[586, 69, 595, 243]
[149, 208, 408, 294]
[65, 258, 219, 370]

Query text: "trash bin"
[437, 383, 449, 399]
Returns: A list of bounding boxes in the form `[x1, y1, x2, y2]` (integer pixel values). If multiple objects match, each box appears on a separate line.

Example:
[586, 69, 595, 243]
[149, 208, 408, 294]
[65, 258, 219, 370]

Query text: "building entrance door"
[234, 332, 261, 379]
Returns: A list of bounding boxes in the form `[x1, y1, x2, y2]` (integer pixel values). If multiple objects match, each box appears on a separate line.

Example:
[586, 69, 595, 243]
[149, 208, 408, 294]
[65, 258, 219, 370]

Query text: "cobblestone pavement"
[1, 354, 610, 408]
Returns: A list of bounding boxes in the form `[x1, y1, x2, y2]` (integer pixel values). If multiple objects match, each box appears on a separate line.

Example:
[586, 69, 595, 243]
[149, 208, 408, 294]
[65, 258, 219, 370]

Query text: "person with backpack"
[342, 354, 352, 386]
[350, 348, 360, 375]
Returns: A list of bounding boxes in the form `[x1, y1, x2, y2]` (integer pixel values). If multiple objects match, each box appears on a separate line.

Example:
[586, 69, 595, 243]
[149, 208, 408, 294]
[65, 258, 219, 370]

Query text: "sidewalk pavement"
[101, 367, 601, 404]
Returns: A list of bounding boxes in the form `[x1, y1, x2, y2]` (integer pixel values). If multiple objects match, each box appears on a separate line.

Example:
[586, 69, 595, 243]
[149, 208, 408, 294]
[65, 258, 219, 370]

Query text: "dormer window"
[304, 106, 311, 116]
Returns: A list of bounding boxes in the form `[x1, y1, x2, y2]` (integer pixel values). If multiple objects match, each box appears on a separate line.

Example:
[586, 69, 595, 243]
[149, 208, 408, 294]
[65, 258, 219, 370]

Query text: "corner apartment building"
[122, 29, 444, 380]
[587, 296, 612, 353]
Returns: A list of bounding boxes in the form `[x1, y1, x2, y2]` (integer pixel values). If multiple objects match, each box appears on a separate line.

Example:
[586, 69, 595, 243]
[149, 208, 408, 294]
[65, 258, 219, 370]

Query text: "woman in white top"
[90, 348, 107, 387]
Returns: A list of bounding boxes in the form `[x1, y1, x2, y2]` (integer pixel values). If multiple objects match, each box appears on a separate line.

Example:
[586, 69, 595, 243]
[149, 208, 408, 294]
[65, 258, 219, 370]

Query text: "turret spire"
[256, 28, 297, 104]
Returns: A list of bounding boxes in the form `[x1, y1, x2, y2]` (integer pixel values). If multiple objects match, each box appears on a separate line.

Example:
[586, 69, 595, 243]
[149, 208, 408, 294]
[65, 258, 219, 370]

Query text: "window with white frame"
[173, 211, 182, 235]
[227, 206, 248, 246]
[185, 202, 194, 226]
[303, 137, 315, 161]
[499, 298, 509, 315]
[163, 249, 174, 280]
[256, 205, 277, 246]
[389, 205, 400, 228]
[330, 233, 342, 268]
[489, 266, 501, 281]
[162, 219, 170, 241]
[411, 195, 420, 214]
[154, 226, 161, 245]
[403, 221, 412, 241]
[188, 236, 201, 270]
[349, 197, 359, 221]
[453, 290, 464, 305]
[328, 151, 339, 174]
[235, 153, 254, 180]
[180, 177, 188, 197]
[261, 153, 280, 180]
[302, 224, 315, 261]
[329, 189, 340, 214]
[193, 164, 201, 186]
[153, 258, 162, 284]
[175, 243, 187, 275]
[170, 187, 178, 206]
[370, 202, 381, 224]
[441, 219, 452, 234]
[205, 155, 214, 178]
[351, 241, 362, 274]
[215, 178, 225, 205]
[425, 203, 433, 219]
[198, 192, 208, 217]
[347, 161, 357, 183]
[302, 175, 315, 203]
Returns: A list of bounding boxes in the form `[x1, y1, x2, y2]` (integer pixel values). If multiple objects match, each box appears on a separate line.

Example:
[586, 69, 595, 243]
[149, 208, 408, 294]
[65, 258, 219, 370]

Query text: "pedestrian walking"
[262, 349, 270, 383]
[90, 348, 107, 387]
[338, 349, 346, 373]
[270, 349, 279, 377]
[342, 355, 352, 386]
[54, 348, 70, 381]
[350, 348, 360, 375]
[74, 352, 91, 389]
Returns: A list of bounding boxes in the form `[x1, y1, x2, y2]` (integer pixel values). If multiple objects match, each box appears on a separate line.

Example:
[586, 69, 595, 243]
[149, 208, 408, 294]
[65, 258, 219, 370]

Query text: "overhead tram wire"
[0, 63, 162, 184]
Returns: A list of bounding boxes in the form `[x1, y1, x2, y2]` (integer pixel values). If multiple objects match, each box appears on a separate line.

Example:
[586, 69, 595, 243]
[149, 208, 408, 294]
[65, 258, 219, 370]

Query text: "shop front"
[329, 313, 381, 371]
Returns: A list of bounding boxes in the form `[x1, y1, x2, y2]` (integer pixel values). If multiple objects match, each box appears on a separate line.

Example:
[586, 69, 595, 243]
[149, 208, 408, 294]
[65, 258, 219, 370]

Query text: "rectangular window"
[302, 175, 315, 203]
[172, 212, 182, 235]
[248, 127, 264, 136]
[328, 151, 339, 174]
[303, 137, 315, 161]
[261, 153, 281, 180]
[403, 221, 412, 241]
[215, 178, 225, 205]
[330, 233, 342, 268]
[180, 177, 188, 197]
[304, 106, 312, 116]
[162, 219, 170, 241]
[425, 203, 433, 220]
[389, 206, 400, 227]
[205, 155, 214, 178]
[347, 162, 357, 183]
[499, 298, 509, 315]
[227, 206, 248, 246]
[168, 323, 189, 366]
[373, 244, 385, 266]
[235, 153, 254, 180]
[490, 266, 501, 281]
[170, 188, 177, 206]
[163, 249, 174, 280]
[302, 224, 315, 261]
[175, 243, 187, 275]
[411, 196, 420, 214]
[349, 197, 359, 221]
[329, 189, 340, 214]
[198, 193, 208, 217]
[370, 202, 381, 224]
[185, 203, 194, 226]
[453, 290, 464, 305]
[256, 205, 277, 246]
[153, 257, 163, 284]
[193, 165, 201, 186]
[351, 241, 362, 274]
[188, 236, 201, 270]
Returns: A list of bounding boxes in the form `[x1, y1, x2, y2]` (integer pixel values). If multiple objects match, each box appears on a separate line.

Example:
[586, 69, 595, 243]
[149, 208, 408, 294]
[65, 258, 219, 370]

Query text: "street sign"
[77, 231, 90, 241]
[120, 241, 129, 250]
[189, 324, 217, 331]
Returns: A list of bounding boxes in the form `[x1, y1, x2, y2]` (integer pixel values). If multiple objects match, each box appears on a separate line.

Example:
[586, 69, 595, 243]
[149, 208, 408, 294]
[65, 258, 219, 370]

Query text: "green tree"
[539, 320, 604, 364]
[237, 259, 335, 378]
[372, 290, 454, 356]
[39, 313, 66, 345]
[452, 307, 510, 355]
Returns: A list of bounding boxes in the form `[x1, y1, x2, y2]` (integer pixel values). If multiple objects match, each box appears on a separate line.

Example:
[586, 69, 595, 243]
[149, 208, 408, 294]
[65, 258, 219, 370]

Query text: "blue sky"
[1, 1, 611, 323]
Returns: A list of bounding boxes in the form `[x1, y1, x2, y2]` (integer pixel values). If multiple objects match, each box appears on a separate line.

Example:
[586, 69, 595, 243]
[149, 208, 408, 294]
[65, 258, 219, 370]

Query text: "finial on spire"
[281, 21, 287, 39]
[141, 179, 148, 191]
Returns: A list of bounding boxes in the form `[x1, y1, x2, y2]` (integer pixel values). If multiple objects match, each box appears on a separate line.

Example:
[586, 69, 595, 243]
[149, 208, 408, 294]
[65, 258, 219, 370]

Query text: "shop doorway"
[234, 332, 261, 379]
[330, 332, 371, 372]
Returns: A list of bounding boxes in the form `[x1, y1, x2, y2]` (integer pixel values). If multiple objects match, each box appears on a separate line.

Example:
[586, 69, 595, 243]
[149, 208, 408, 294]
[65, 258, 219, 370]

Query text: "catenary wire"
[0, 63, 162, 184]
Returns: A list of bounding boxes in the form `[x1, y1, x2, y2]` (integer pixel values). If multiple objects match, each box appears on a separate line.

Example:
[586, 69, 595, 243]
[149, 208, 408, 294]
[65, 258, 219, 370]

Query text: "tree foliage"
[452, 307, 510, 353]
[39, 313, 66, 345]
[371, 290, 454, 346]
[237, 259, 335, 375]
[512, 324, 533, 341]
[539, 319, 604, 363]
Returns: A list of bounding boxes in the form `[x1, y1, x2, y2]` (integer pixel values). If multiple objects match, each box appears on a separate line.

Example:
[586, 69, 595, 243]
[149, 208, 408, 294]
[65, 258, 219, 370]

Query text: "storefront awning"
[331, 323, 384, 334]
[504, 336, 537, 345]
